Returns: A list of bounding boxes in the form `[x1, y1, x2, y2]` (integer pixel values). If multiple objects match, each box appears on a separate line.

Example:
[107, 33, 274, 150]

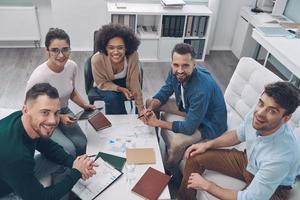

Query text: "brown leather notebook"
[88, 112, 111, 131]
[131, 167, 171, 200]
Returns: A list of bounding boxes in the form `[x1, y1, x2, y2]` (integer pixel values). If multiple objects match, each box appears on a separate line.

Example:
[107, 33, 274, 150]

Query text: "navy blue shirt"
[153, 65, 227, 139]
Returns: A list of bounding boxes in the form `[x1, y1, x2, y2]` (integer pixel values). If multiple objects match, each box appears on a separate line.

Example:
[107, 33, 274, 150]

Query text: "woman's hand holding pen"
[73, 154, 98, 180]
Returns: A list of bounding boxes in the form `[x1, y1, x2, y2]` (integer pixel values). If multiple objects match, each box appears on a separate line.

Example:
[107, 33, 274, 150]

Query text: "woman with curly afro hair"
[91, 23, 144, 114]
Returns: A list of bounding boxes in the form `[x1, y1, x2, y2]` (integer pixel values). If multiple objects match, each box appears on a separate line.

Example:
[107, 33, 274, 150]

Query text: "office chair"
[84, 55, 143, 112]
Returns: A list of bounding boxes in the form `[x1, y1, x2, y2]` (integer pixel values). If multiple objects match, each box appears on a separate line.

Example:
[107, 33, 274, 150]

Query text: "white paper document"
[72, 158, 122, 200]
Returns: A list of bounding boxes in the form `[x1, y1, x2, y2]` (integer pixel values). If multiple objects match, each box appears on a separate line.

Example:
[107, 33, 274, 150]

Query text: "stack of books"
[161, 0, 186, 8]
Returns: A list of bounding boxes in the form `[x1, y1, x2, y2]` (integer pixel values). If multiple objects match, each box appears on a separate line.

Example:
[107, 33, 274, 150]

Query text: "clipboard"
[72, 157, 123, 200]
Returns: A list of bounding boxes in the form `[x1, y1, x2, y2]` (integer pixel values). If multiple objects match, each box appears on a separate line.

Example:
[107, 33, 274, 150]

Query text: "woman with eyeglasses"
[92, 24, 144, 114]
[25, 28, 95, 156]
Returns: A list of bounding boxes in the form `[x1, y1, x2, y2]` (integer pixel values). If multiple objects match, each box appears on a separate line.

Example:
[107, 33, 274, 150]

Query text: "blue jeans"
[51, 107, 87, 156]
[96, 77, 128, 114]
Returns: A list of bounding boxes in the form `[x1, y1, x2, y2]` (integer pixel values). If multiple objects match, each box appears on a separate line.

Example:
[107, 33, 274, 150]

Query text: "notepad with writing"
[96, 151, 126, 171]
[126, 148, 156, 164]
[88, 111, 111, 131]
[72, 157, 122, 200]
[132, 167, 171, 200]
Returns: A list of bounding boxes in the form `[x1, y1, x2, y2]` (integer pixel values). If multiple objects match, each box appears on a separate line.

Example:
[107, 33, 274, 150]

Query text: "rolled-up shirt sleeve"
[236, 112, 251, 142]
[237, 159, 290, 200]
[153, 71, 174, 105]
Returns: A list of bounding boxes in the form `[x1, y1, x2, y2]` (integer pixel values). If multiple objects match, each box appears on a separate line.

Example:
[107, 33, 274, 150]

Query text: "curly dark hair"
[95, 24, 140, 57]
[264, 81, 300, 116]
[45, 28, 70, 49]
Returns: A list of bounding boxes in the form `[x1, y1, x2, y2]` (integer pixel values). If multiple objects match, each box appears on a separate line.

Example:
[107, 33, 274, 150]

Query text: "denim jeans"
[96, 77, 128, 114]
[51, 107, 87, 156]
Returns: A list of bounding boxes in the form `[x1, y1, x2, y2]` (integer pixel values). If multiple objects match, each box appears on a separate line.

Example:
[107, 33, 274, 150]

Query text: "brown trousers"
[177, 149, 291, 200]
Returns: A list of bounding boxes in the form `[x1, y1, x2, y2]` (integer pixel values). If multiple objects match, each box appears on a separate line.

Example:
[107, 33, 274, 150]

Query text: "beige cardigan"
[91, 51, 144, 111]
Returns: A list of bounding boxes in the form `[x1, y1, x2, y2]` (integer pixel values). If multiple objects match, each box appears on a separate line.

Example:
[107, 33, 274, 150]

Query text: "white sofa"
[177, 57, 300, 200]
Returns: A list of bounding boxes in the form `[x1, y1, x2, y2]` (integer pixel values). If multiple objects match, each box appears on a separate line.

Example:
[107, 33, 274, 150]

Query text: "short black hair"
[25, 83, 59, 103]
[264, 81, 300, 116]
[95, 24, 140, 57]
[171, 43, 196, 59]
[45, 28, 70, 49]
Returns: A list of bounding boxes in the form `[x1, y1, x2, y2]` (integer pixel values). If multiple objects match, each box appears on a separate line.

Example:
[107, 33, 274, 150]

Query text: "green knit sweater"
[0, 111, 81, 200]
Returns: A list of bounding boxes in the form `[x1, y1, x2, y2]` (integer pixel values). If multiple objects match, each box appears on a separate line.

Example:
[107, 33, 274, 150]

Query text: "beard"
[175, 72, 190, 83]
[29, 116, 56, 139]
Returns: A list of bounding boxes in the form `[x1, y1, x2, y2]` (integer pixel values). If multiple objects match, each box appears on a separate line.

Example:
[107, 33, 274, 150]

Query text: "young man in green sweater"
[0, 83, 97, 200]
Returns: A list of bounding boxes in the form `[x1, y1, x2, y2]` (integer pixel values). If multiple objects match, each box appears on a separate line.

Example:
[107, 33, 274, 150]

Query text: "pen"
[137, 114, 145, 119]
[137, 110, 153, 119]
[88, 154, 96, 158]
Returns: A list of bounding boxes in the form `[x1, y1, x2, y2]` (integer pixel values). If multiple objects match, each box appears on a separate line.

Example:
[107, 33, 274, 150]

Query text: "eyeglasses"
[106, 45, 126, 52]
[48, 47, 71, 57]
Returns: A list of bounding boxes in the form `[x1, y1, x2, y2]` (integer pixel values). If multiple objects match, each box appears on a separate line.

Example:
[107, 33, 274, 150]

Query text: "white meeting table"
[78, 114, 171, 200]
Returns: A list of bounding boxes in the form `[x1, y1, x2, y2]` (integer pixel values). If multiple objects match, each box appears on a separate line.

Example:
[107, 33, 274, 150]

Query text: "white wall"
[211, 0, 252, 50]
[51, 0, 109, 51]
[33, 0, 52, 47]
[1, 0, 254, 53]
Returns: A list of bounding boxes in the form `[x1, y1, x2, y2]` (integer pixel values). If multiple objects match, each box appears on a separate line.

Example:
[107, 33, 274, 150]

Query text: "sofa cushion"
[224, 57, 281, 130]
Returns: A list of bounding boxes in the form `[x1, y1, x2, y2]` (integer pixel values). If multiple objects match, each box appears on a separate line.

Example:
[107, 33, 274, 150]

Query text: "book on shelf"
[184, 39, 205, 59]
[131, 167, 171, 200]
[192, 16, 200, 37]
[162, 15, 185, 37]
[198, 16, 208, 37]
[118, 15, 124, 25]
[129, 15, 135, 31]
[169, 16, 176, 36]
[124, 15, 130, 27]
[72, 157, 123, 200]
[162, 16, 170, 36]
[185, 16, 193, 37]
[112, 15, 118, 24]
